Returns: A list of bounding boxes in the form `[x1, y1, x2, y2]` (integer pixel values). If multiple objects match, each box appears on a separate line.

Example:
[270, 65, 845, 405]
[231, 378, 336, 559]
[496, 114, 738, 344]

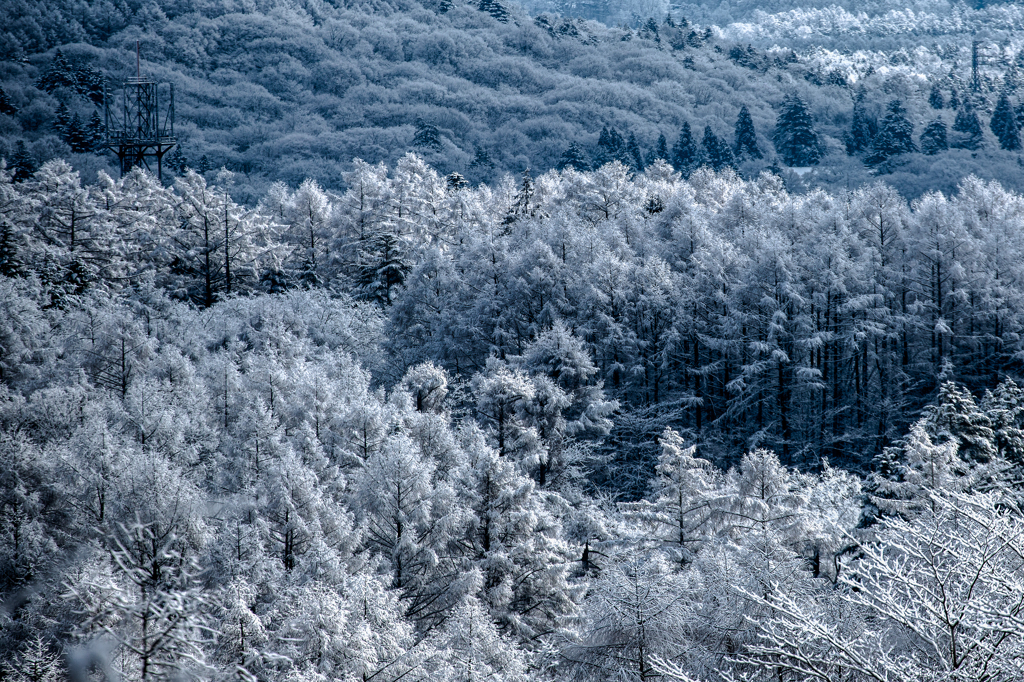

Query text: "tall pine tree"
[846, 89, 876, 155]
[919, 118, 949, 155]
[646, 133, 670, 166]
[772, 95, 822, 166]
[557, 142, 591, 171]
[952, 102, 984, 150]
[866, 99, 916, 165]
[671, 121, 699, 176]
[990, 92, 1021, 151]
[733, 105, 762, 159]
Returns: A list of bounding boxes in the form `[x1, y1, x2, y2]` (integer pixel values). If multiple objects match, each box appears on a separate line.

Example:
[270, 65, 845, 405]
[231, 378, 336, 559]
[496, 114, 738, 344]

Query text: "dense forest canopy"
[7, 0, 1024, 680]
[3, 154, 1024, 679]
[5, 0, 1024, 198]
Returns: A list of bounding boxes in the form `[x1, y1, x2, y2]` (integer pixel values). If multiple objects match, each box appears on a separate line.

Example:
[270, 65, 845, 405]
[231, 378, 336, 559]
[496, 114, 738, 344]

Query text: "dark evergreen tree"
[0, 86, 16, 116]
[35, 49, 78, 93]
[625, 132, 644, 171]
[446, 171, 468, 191]
[197, 155, 212, 173]
[846, 89, 876, 155]
[165, 147, 188, 173]
[437, 0, 454, 12]
[990, 92, 1021, 151]
[66, 113, 89, 153]
[503, 168, 534, 226]
[642, 17, 659, 42]
[10, 141, 35, 182]
[74, 64, 105, 105]
[595, 127, 624, 167]
[671, 122, 699, 176]
[647, 133, 669, 166]
[557, 142, 591, 171]
[952, 102, 985, 150]
[479, 0, 510, 22]
[733, 105, 761, 159]
[772, 95, 822, 166]
[928, 84, 945, 109]
[866, 99, 916, 165]
[86, 111, 105, 151]
[260, 266, 289, 293]
[701, 126, 717, 166]
[358, 232, 410, 305]
[468, 147, 494, 171]
[919, 119, 948, 155]
[412, 119, 443, 151]
[53, 101, 71, 137]
[924, 382, 997, 464]
[610, 128, 629, 166]
[701, 126, 733, 171]
[717, 137, 735, 170]
[0, 220, 24, 277]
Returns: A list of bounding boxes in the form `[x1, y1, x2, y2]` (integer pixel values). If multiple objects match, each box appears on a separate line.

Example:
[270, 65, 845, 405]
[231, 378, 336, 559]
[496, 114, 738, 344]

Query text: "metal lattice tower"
[104, 43, 176, 179]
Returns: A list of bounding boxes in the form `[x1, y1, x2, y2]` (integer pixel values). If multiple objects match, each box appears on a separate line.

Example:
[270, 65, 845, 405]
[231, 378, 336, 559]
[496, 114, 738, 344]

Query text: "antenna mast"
[104, 42, 177, 179]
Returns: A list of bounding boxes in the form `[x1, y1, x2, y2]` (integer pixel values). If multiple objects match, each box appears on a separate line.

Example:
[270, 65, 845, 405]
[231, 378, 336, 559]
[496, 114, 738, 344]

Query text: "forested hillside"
[4, 156, 1024, 679]
[7, 0, 1024, 678]
[5, 0, 1024, 198]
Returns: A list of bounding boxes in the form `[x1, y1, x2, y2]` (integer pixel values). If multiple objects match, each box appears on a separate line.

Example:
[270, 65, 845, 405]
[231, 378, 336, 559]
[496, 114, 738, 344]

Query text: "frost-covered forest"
[8, 0, 1024, 679]
[7, 0, 1024, 198]
[5, 155, 1024, 680]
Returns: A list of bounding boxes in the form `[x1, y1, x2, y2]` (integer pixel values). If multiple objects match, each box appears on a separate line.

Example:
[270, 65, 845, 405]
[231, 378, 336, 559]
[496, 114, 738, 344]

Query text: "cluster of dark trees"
[849, 78, 1024, 170]
[6, 0, 1024, 200]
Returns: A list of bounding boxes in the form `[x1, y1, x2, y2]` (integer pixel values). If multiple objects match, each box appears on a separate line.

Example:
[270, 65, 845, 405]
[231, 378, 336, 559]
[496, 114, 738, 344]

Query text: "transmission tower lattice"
[104, 47, 176, 179]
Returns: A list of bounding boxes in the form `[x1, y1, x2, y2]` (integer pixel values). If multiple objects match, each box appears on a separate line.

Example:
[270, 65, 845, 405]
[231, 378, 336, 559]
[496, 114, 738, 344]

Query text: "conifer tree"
[867, 99, 916, 165]
[445, 171, 468, 191]
[0, 220, 24, 277]
[920, 118, 949, 155]
[952, 102, 984, 149]
[647, 428, 718, 563]
[11, 141, 35, 182]
[733, 105, 762, 159]
[772, 95, 822, 166]
[594, 126, 622, 167]
[671, 121, 698, 176]
[66, 113, 89, 153]
[626, 132, 644, 171]
[0, 86, 16, 116]
[929, 83, 945, 109]
[479, 0, 510, 22]
[2, 636, 63, 682]
[847, 89, 876, 154]
[503, 168, 534, 226]
[990, 92, 1021, 151]
[701, 126, 734, 171]
[557, 142, 591, 171]
[412, 119, 443, 152]
[982, 380, 1024, 467]
[924, 381, 997, 464]
[87, 110, 105, 151]
[53, 101, 71, 137]
[468, 147, 494, 173]
[647, 132, 669, 166]
[35, 49, 77, 93]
